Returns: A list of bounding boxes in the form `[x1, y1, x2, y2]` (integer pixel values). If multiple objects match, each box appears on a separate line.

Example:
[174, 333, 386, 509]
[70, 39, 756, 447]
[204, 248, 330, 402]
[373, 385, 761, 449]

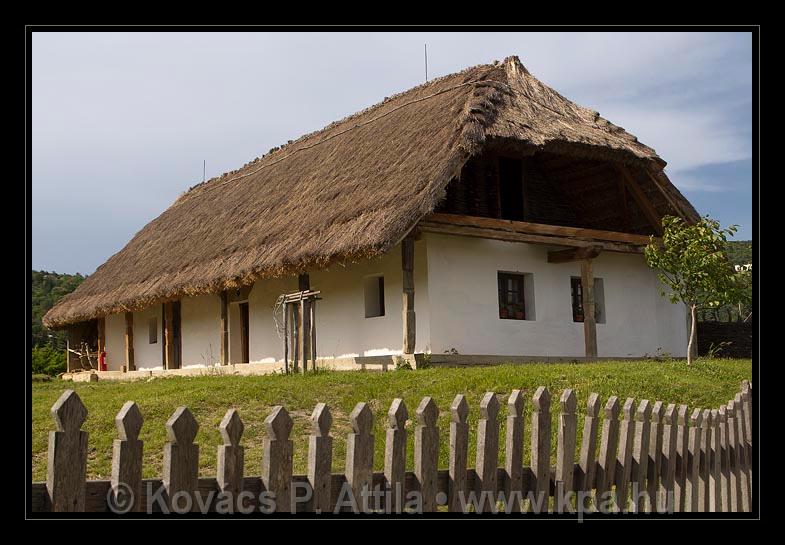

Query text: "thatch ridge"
[43, 56, 692, 328]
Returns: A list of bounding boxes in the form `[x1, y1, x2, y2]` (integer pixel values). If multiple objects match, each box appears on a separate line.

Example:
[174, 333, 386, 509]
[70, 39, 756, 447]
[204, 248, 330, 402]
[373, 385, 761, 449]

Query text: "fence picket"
[414, 397, 439, 512]
[47, 390, 88, 512]
[630, 399, 651, 513]
[578, 393, 600, 499]
[709, 408, 721, 512]
[660, 403, 677, 513]
[740, 380, 753, 495]
[726, 400, 741, 512]
[595, 396, 620, 512]
[475, 392, 500, 513]
[384, 399, 407, 514]
[448, 394, 469, 513]
[345, 402, 373, 513]
[698, 409, 711, 512]
[614, 398, 635, 512]
[162, 406, 199, 512]
[262, 406, 293, 513]
[718, 404, 730, 512]
[674, 404, 689, 512]
[308, 403, 333, 513]
[504, 390, 524, 512]
[645, 401, 663, 513]
[556, 389, 577, 513]
[111, 401, 143, 513]
[686, 408, 703, 512]
[530, 386, 551, 513]
[734, 393, 751, 512]
[216, 409, 244, 511]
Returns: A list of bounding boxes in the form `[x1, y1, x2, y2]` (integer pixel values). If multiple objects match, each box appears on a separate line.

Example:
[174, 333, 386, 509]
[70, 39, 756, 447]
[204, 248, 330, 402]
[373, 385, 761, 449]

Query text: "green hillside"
[726, 240, 753, 266]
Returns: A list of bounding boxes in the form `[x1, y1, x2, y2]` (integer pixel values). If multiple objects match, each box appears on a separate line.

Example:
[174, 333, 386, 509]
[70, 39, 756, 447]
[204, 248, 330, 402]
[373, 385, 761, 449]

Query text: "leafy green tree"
[645, 216, 745, 365]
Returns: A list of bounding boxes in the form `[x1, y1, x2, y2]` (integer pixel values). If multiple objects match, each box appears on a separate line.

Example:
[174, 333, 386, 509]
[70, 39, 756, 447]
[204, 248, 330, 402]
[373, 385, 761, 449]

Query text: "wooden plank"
[530, 387, 551, 513]
[124, 312, 135, 371]
[384, 399, 407, 513]
[216, 409, 244, 512]
[220, 291, 229, 365]
[547, 246, 602, 264]
[726, 400, 741, 511]
[645, 401, 663, 513]
[660, 403, 678, 512]
[423, 212, 655, 245]
[578, 393, 600, 499]
[111, 401, 143, 513]
[698, 408, 711, 512]
[402, 236, 416, 354]
[448, 394, 469, 512]
[686, 408, 703, 512]
[419, 221, 644, 254]
[308, 403, 333, 514]
[47, 390, 88, 511]
[709, 408, 721, 512]
[630, 399, 651, 513]
[595, 396, 620, 511]
[555, 389, 577, 513]
[504, 390, 524, 512]
[97, 317, 105, 355]
[162, 407, 199, 512]
[734, 393, 751, 511]
[581, 260, 598, 359]
[414, 397, 439, 511]
[718, 404, 730, 512]
[345, 402, 373, 513]
[615, 398, 635, 512]
[674, 404, 689, 511]
[616, 164, 663, 236]
[261, 406, 293, 513]
[475, 392, 500, 512]
[645, 169, 690, 222]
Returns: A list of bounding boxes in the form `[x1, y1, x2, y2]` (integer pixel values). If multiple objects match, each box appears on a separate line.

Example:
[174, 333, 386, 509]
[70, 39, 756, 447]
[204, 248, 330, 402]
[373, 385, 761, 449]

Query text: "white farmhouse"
[44, 56, 697, 376]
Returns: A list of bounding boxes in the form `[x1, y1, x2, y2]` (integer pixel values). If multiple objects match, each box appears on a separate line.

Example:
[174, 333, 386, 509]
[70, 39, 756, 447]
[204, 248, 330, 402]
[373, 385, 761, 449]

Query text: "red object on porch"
[98, 351, 107, 371]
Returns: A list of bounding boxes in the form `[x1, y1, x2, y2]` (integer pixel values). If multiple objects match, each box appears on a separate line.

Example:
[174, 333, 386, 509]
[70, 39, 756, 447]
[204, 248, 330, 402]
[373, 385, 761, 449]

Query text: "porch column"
[164, 302, 174, 369]
[220, 291, 229, 365]
[298, 273, 311, 372]
[581, 260, 598, 359]
[97, 317, 105, 355]
[402, 235, 415, 354]
[124, 312, 135, 371]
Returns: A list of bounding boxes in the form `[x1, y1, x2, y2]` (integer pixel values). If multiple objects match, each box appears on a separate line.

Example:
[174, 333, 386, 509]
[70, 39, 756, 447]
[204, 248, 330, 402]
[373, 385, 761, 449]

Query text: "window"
[364, 275, 385, 318]
[498, 157, 524, 221]
[498, 272, 530, 320]
[571, 277, 606, 323]
[148, 317, 158, 344]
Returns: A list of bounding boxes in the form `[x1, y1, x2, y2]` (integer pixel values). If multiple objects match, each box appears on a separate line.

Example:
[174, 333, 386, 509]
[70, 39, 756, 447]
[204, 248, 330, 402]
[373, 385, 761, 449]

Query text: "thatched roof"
[43, 56, 697, 328]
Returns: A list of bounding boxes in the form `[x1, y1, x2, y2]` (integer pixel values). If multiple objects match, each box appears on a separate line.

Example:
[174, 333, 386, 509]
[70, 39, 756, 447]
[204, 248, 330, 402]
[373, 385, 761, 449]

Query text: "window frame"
[497, 272, 527, 320]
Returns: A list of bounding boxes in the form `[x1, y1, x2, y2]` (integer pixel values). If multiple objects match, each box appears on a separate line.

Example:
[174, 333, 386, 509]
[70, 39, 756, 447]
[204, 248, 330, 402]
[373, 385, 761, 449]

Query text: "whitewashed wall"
[133, 305, 163, 370]
[424, 233, 687, 358]
[181, 294, 222, 367]
[104, 313, 126, 371]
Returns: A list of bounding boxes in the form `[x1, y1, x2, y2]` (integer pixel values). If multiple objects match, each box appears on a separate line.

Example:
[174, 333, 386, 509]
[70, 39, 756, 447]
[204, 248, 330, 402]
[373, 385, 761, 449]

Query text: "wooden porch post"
[124, 312, 135, 371]
[581, 260, 598, 359]
[164, 302, 174, 370]
[97, 317, 105, 355]
[299, 274, 311, 372]
[220, 291, 229, 365]
[402, 236, 416, 354]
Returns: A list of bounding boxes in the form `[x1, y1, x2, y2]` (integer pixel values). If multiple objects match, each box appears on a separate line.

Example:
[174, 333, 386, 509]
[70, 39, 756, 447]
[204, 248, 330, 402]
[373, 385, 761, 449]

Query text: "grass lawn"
[31, 358, 752, 482]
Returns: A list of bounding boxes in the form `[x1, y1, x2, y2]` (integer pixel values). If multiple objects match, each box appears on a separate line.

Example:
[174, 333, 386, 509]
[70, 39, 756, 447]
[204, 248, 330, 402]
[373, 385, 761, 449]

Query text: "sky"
[31, 32, 753, 275]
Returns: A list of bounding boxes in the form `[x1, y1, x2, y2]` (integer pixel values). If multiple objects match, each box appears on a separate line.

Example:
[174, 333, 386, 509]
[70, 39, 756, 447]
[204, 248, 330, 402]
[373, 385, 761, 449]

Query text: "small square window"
[571, 277, 606, 324]
[148, 317, 158, 344]
[364, 275, 385, 318]
[498, 272, 531, 320]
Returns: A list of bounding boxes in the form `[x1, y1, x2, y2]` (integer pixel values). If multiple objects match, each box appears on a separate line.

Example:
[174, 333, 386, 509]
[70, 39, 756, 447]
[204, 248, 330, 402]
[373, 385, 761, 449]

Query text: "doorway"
[162, 301, 182, 369]
[239, 302, 250, 364]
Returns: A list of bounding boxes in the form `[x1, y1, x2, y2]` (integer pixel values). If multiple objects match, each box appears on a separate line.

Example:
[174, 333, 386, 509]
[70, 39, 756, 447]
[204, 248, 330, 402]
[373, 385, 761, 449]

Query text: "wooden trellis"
[278, 290, 320, 374]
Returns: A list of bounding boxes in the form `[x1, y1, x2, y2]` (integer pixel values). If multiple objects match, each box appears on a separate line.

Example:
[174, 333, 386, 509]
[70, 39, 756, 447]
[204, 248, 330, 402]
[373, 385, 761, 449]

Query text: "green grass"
[31, 358, 752, 482]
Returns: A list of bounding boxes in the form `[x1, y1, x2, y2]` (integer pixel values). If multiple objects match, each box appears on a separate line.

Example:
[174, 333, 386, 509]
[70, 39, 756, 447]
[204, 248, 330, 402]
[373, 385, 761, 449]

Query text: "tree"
[645, 216, 745, 365]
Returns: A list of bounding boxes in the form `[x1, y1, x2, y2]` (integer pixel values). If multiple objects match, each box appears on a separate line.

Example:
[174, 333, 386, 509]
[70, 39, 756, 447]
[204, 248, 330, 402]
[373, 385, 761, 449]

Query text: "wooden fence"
[31, 381, 753, 514]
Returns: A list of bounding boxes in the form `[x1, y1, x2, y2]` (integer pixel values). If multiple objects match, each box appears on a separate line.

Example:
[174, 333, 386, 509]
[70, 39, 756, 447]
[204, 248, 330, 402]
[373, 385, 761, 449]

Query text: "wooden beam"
[616, 165, 663, 236]
[402, 236, 415, 354]
[164, 302, 174, 370]
[298, 274, 311, 372]
[124, 312, 134, 371]
[96, 317, 105, 354]
[645, 169, 694, 223]
[548, 246, 602, 264]
[581, 260, 598, 359]
[220, 291, 228, 365]
[423, 213, 653, 246]
[419, 221, 644, 254]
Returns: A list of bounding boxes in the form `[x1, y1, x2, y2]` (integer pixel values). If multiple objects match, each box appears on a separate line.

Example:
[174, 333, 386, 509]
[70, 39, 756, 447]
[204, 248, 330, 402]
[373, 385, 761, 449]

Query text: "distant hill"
[726, 240, 752, 266]
[31, 270, 85, 349]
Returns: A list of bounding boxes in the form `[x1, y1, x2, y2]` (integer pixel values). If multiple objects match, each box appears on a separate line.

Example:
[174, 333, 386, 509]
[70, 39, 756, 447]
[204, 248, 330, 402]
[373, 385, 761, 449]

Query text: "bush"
[31, 345, 66, 376]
